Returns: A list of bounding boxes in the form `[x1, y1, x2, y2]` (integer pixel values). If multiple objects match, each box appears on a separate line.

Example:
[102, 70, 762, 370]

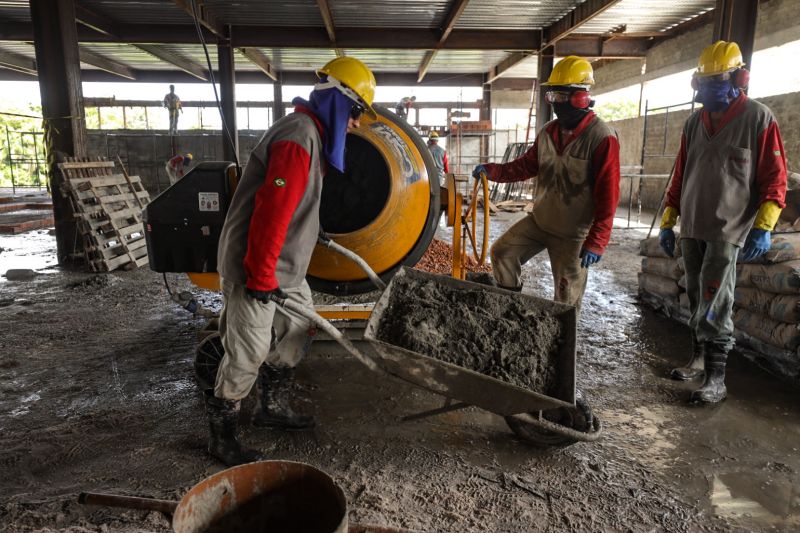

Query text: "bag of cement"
[736, 260, 800, 294]
[639, 235, 682, 258]
[638, 272, 681, 297]
[734, 287, 800, 324]
[641, 257, 683, 280]
[733, 307, 800, 351]
[763, 233, 800, 264]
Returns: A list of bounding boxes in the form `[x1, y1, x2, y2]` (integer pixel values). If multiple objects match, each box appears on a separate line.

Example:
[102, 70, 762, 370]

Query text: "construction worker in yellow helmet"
[659, 41, 787, 404]
[198, 56, 377, 465]
[427, 131, 449, 184]
[472, 56, 620, 314]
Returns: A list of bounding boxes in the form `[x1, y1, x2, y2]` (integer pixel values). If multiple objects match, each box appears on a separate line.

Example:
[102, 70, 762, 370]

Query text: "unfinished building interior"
[1, 0, 800, 531]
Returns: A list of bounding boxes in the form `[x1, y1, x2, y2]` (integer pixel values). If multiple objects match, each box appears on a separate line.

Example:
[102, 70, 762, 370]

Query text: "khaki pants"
[214, 278, 316, 400]
[681, 239, 738, 353]
[490, 214, 588, 310]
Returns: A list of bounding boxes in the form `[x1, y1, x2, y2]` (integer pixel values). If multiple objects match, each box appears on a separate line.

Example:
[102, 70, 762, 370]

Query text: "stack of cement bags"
[637, 236, 689, 323]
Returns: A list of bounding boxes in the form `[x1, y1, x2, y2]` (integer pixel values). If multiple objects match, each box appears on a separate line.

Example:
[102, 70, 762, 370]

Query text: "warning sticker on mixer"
[198, 192, 220, 212]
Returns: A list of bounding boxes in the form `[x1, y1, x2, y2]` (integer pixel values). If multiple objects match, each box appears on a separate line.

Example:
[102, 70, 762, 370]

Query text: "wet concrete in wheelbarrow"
[1, 214, 799, 532]
[375, 275, 562, 396]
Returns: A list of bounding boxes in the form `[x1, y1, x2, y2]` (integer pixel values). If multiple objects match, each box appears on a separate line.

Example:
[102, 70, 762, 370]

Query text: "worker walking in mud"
[427, 131, 449, 184]
[472, 56, 620, 312]
[163, 85, 182, 135]
[659, 41, 787, 404]
[197, 57, 377, 466]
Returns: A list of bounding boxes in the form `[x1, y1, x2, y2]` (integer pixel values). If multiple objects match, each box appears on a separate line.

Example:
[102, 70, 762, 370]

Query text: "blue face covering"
[695, 79, 740, 112]
[292, 80, 355, 173]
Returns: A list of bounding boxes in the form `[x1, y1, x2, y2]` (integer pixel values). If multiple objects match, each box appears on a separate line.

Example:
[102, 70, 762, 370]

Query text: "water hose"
[318, 235, 387, 291]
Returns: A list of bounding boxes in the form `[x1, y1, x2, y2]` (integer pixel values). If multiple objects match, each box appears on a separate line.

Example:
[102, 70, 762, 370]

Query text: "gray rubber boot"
[204, 390, 266, 466]
[671, 337, 705, 381]
[253, 365, 316, 430]
[690, 349, 728, 404]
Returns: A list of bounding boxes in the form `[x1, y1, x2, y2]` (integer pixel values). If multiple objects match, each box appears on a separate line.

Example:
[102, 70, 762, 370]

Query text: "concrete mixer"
[142, 104, 490, 302]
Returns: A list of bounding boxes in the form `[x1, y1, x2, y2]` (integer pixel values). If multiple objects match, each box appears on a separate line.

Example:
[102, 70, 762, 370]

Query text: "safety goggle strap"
[315, 76, 364, 107]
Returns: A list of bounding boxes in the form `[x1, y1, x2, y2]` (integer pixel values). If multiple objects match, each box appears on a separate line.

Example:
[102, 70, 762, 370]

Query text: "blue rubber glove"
[659, 228, 676, 258]
[741, 228, 771, 261]
[579, 248, 601, 268]
[246, 286, 288, 306]
[472, 164, 488, 179]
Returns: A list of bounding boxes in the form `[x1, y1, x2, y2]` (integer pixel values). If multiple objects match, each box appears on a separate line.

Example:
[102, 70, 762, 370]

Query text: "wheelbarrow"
[272, 266, 601, 446]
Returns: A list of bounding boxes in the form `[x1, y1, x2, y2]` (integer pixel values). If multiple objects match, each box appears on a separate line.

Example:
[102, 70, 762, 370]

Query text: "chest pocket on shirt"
[724, 146, 752, 184]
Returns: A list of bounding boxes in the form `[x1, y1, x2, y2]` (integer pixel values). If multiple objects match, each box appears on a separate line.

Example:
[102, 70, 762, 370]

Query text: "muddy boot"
[253, 365, 315, 430]
[690, 350, 728, 404]
[670, 338, 705, 381]
[204, 390, 266, 466]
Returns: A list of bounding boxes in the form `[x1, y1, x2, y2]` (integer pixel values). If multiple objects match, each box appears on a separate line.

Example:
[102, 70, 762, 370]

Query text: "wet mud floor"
[1, 216, 800, 532]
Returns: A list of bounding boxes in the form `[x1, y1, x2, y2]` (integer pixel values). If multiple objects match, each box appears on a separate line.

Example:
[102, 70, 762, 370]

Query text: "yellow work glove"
[660, 206, 678, 230]
[752, 200, 782, 231]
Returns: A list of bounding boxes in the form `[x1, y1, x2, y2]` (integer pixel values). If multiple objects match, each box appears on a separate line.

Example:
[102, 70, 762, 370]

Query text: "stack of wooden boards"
[58, 157, 151, 272]
[638, 233, 800, 375]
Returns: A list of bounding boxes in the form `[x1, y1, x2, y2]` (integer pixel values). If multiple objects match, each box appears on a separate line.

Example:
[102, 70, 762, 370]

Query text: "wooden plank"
[126, 237, 147, 252]
[59, 161, 115, 170]
[116, 156, 144, 208]
[69, 173, 131, 189]
[97, 190, 149, 205]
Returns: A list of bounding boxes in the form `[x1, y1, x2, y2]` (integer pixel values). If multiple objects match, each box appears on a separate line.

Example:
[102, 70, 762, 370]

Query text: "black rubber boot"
[253, 365, 316, 430]
[690, 349, 728, 404]
[204, 390, 266, 466]
[670, 337, 705, 381]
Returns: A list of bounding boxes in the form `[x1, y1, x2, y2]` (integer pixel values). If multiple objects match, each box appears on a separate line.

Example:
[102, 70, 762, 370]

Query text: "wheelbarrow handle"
[78, 491, 178, 514]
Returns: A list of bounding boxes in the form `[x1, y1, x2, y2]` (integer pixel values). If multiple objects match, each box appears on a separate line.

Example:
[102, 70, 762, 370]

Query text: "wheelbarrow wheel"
[505, 394, 599, 447]
[195, 332, 225, 391]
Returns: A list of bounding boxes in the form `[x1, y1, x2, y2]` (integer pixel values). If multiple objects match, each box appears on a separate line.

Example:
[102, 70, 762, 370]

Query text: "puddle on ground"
[711, 472, 800, 528]
[0, 230, 58, 276]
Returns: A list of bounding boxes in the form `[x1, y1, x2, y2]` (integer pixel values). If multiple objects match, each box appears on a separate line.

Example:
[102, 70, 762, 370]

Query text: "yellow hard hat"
[317, 57, 377, 119]
[696, 40, 745, 77]
[429, 131, 439, 139]
[542, 56, 594, 86]
[184, 153, 193, 161]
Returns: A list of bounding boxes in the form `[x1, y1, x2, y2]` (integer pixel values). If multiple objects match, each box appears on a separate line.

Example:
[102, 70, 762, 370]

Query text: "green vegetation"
[594, 100, 639, 122]
[0, 106, 46, 188]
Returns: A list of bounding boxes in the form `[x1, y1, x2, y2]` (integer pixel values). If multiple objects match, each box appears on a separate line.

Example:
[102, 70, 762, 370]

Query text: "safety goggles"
[544, 90, 573, 104]
[693, 71, 733, 86]
[350, 102, 365, 120]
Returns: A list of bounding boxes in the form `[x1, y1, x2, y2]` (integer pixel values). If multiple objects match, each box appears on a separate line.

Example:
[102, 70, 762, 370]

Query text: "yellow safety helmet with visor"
[316, 57, 378, 119]
[696, 40, 745, 78]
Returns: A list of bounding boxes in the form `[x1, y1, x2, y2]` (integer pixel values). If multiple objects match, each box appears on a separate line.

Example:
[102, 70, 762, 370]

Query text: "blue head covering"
[292, 78, 355, 172]
[695, 79, 740, 113]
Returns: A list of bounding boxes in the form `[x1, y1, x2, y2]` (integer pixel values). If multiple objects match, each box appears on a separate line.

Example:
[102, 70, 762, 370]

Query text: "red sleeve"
[483, 136, 539, 183]
[243, 140, 311, 291]
[755, 121, 787, 208]
[665, 134, 687, 211]
[582, 136, 621, 255]
[443, 151, 449, 173]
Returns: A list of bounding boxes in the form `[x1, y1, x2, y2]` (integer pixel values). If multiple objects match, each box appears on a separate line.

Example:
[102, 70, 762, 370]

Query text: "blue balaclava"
[695, 78, 740, 113]
[292, 77, 355, 172]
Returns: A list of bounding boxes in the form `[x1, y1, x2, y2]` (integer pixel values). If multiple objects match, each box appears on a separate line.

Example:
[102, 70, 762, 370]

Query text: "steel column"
[217, 28, 238, 164]
[713, 0, 758, 70]
[30, 0, 87, 264]
[273, 76, 285, 122]
[536, 48, 555, 129]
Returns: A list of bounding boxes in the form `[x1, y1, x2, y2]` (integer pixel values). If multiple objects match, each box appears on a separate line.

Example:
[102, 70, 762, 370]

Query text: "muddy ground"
[1, 212, 799, 532]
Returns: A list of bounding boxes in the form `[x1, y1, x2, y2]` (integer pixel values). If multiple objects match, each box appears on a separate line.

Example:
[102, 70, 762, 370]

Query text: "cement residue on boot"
[375, 276, 563, 396]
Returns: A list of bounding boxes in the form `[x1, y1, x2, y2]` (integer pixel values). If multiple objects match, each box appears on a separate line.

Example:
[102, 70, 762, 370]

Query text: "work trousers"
[168, 110, 179, 134]
[490, 214, 587, 310]
[681, 238, 738, 353]
[214, 278, 316, 401]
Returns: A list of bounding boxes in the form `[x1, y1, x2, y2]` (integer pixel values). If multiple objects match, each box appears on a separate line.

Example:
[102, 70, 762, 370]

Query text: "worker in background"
[395, 95, 416, 120]
[163, 84, 183, 135]
[472, 56, 620, 312]
[427, 131, 449, 184]
[205, 57, 377, 466]
[659, 41, 787, 404]
[165, 152, 192, 185]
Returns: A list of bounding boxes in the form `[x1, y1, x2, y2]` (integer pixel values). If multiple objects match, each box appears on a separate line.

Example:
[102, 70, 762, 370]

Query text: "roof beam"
[555, 35, 650, 59]
[75, 4, 118, 37]
[486, 52, 532, 83]
[238, 47, 277, 81]
[78, 48, 136, 79]
[542, 0, 624, 47]
[135, 44, 208, 80]
[172, 0, 225, 38]
[418, 0, 471, 82]
[0, 49, 37, 76]
[316, 0, 343, 57]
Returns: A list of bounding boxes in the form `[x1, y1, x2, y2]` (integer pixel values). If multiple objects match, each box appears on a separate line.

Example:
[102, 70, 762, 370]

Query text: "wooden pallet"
[59, 156, 151, 272]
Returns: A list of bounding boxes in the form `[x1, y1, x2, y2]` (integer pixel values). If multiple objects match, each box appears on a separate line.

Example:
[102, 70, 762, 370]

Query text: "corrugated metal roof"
[79, 0, 190, 26]
[500, 54, 539, 78]
[574, 0, 715, 34]
[456, 0, 583, 30]
[431, 50, 511, 73]
[341, 50, 426, 72]
[202, 0, 324, 27]
[0, 41, 35, 59]
[260, 48, 338, 71]
[0, 0, 29, 22]
[330, 0, 449, 29]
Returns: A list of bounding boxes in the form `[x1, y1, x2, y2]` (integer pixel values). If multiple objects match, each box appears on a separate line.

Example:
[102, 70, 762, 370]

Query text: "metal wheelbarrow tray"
[363, 268, 602, 445]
